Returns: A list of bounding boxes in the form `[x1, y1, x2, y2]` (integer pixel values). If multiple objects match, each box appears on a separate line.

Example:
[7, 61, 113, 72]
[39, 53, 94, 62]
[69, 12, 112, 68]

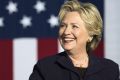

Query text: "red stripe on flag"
[38, 38, 58, 59]
[0, 40, 13, 80]
[94, 40, 104, 57]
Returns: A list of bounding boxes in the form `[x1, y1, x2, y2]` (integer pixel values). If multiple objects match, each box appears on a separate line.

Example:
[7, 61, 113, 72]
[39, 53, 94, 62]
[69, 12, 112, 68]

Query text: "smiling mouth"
[62, 37, 75, 43]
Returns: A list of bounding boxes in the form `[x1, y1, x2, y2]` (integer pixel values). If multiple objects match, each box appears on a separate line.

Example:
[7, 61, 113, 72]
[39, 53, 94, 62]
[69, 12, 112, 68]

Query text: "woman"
[29, 0, 119, 80]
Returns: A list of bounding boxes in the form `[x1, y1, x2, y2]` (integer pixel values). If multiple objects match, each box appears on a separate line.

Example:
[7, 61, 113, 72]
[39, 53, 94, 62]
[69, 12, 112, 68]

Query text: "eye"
[60, 23, 66, 28]
[72, 25, 79, 29]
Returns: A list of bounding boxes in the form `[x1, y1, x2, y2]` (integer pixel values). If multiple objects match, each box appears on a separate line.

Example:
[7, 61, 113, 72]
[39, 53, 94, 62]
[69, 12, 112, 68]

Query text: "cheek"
[59, 28, 64, 37]
[74, 30, 88, 42]
[58, 29, 62, 37]
[73, 30, 81, 37]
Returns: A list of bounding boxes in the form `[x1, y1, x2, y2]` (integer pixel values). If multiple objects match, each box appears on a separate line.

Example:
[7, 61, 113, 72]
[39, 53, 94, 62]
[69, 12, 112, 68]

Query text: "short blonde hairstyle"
[59, 0, 103, 52]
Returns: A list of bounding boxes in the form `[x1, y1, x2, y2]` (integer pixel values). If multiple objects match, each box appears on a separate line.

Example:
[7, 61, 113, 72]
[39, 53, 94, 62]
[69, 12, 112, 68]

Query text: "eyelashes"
[60, 23, 79, 29]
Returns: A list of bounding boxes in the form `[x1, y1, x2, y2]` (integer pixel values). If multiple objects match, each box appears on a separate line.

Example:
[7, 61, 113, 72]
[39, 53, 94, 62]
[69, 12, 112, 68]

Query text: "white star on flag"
[48, 15, 59, 28]
[6, 1, 18, 14]
[0, 17, 4, 27]
[20, 16, 32, 28]
[34, 1, 46, 13]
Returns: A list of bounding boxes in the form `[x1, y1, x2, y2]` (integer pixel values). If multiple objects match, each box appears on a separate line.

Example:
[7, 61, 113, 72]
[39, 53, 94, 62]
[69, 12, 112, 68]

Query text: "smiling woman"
[58, 0, 103, 53]
[29, 0, 120, 80]
[59, 11, 90, 68]
[59, 12, 90, 56]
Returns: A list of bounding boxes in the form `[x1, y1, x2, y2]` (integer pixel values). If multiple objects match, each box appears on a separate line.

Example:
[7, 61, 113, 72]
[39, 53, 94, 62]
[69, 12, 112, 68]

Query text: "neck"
[66, 49, 89, 68]
[67, 48, 88, 60]
[68, 52, 88, 61]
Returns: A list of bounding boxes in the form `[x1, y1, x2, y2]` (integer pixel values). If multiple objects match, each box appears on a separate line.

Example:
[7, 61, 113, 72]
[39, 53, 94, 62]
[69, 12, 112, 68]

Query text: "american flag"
[0, 0, 119, 80]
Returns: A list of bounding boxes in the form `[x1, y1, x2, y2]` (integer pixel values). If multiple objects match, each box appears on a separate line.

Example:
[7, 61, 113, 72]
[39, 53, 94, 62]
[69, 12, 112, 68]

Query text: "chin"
[62, 45, 73, 51]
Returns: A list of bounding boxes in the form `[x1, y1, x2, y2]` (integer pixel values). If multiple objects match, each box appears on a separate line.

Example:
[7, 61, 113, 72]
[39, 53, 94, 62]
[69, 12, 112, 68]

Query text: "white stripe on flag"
[105, 0, 120, 67]
[13, 38, 37, 80]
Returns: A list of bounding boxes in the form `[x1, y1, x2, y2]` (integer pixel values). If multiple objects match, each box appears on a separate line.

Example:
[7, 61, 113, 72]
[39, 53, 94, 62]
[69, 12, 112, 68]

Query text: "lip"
[62, 37, 75, 42]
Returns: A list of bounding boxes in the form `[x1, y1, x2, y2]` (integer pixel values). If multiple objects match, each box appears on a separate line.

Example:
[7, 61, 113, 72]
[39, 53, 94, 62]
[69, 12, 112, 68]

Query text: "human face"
[59, 11, 90, 52]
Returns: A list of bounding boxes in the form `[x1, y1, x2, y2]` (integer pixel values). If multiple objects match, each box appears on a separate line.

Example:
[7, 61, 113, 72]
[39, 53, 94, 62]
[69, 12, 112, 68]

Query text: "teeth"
[64, 38, 74, 41]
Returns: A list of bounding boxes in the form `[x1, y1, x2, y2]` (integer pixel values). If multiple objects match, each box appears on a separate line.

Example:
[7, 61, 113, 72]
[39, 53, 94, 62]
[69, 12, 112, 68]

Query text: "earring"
[88, 37, 93, 42]
[87, 39, 90, 43]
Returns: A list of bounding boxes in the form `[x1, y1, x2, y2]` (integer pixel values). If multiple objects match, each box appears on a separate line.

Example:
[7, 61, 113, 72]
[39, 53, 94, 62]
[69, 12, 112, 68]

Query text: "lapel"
[56, 51, 105, 76]
[56, 51, 80, 75]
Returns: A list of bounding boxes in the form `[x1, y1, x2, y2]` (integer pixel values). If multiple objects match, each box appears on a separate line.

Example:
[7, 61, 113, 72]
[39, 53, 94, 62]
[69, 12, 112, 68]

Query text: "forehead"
[62, 11, 84, 23]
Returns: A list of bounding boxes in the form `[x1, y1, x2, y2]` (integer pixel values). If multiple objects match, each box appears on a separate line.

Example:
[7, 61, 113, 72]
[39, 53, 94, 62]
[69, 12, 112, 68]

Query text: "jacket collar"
[56, 51, 79, 75]
[56, 51, 105, 75]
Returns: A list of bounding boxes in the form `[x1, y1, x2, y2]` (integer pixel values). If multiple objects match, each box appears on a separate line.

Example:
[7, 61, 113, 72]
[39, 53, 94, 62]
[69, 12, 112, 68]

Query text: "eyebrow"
[71, 23, 81, 27]
[61, 22, 80, 25]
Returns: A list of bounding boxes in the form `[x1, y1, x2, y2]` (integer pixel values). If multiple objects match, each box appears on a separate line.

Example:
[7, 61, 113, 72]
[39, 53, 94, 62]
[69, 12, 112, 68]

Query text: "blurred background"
[0, 0, 120, 80]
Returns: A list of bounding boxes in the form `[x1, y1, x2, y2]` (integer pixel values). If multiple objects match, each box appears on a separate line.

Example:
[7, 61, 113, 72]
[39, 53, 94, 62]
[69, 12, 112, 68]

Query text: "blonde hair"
[59, 0, 103, 52]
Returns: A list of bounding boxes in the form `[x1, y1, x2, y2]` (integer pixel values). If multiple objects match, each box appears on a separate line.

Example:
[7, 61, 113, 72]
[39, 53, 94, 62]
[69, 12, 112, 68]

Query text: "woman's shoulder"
[36, 51, 66, 66]
[89, 52, 119, 68]
[99, 58, 119, 77]
[99, 57, 119, 68]
[90, 54, 119, 75]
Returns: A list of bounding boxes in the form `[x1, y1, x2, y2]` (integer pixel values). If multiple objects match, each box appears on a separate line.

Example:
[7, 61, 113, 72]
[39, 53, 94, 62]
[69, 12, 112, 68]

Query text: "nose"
[64, 26, 71, 35]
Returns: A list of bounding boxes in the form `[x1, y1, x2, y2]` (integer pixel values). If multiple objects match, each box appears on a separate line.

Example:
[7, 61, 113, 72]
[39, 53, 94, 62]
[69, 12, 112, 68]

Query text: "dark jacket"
[29, 51, 120, 80]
